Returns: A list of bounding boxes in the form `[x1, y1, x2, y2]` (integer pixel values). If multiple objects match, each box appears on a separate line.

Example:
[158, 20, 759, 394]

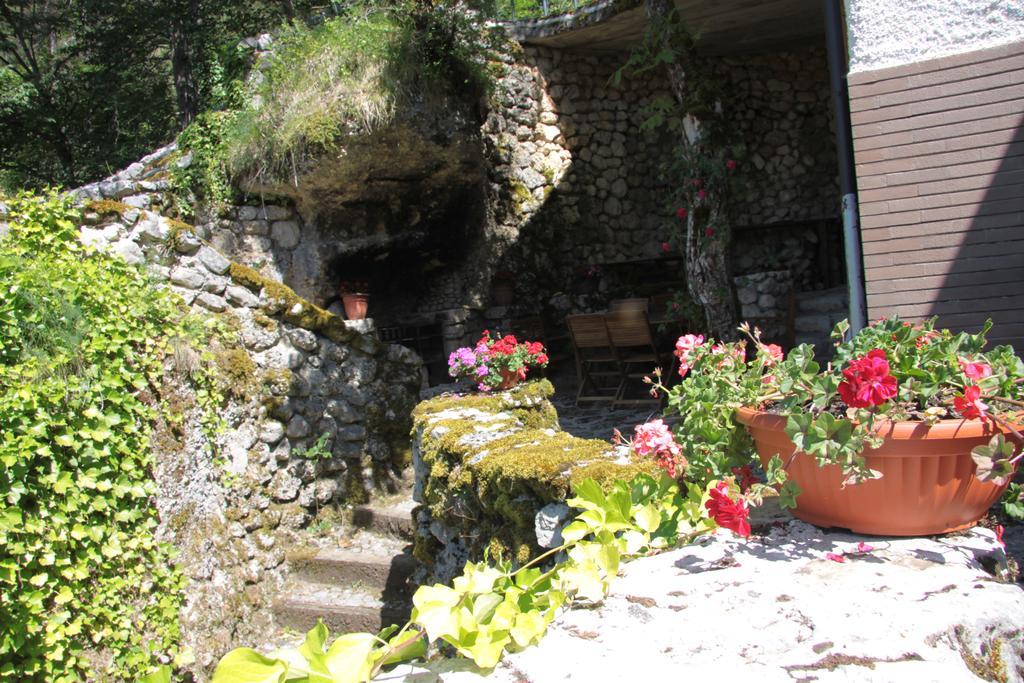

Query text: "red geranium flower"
[696, 189, 707, 200]
[953, 384, 989, 420]
[660, 241, 672, 253]
[731, 465, 757, 493]
[725, 159, 737, 170]
[837, 349, 898, 408]
[704, 227, 715, 238]
[705, 482, 750, 538]
[675, 207, 688, 220]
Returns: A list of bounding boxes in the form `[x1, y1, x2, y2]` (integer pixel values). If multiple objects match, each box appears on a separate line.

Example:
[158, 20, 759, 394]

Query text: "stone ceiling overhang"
[506, 0, 826, 55]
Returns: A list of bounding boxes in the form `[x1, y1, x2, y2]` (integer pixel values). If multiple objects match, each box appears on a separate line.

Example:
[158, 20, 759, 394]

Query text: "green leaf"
[411, 584, 462, 642]
[633, 503, 662, 533]
[324, 633, 380, 683]
[211, 649, 288, 683]
[461, 626, 510, 669]
[138, 665, 171, 683]
[453, 563, 504, 595]
[778, 480, 801, 509]
[510, 609, 548, 648]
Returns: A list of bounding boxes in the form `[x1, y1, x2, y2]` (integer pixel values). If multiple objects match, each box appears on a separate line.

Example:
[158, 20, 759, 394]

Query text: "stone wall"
[501, 43, 837, 264]
[411, 380, 657, 585]
[81, 38, 840, 368]
[72, 150, 422, 675]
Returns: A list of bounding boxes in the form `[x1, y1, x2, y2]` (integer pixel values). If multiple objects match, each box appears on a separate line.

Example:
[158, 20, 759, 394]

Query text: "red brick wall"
[849, 41, 1024, 352]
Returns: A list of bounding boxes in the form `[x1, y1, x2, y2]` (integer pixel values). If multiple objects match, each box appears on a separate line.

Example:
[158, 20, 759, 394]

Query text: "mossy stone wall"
[411, 380, 657, 584]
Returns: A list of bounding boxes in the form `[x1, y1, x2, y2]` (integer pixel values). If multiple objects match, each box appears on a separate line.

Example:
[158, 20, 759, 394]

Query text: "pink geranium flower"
[632, 420, 686, 477]
[959, 358, 992, 381]
[674, 334, 705, 378]
[761, 344, 783, 366]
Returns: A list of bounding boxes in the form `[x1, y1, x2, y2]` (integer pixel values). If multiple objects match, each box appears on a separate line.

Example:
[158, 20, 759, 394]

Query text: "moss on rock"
[413, 380, 654, 573]
[228, 262, 356, 345]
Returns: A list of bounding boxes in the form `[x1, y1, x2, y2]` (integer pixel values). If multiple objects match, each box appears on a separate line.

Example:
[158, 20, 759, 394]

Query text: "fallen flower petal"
[826, 552, 845, 563]
[855, 542, 874, 553]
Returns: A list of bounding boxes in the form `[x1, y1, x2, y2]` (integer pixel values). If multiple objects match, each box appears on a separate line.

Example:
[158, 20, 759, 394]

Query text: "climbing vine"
[615, 3, 744, 339]
[0, 192, 219, 681]
[203, 472, 729, 682]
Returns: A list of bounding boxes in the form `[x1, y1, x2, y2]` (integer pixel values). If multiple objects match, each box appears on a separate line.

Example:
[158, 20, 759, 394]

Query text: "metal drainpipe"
[824, 0, 867, 333]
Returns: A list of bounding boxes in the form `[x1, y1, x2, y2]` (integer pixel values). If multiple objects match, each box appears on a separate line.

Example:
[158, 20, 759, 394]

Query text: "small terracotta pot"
[735, 407, 1016, 536]
[497, 368, 523, 390]
[341, 293, 369, 320]
[492, 281, 515, 307]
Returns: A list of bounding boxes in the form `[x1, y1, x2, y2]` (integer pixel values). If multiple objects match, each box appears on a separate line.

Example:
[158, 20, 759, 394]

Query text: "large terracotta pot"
[734, 407, 1016, 536]
[341, 293, 369, 320]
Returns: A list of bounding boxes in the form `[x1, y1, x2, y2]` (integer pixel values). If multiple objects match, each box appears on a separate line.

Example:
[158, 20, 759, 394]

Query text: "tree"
[0, 0, 314, 190]
[640, 0, 740, 340]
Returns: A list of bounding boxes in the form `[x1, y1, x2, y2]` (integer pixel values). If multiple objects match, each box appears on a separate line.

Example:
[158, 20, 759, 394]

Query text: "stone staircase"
[272, 496, 418, 635]
[794, 286, 848, 355]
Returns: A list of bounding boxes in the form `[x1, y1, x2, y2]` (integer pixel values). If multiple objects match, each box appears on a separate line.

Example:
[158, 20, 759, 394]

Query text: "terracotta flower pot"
[341, 293, 369, 320]
[497, 368, 523, 390]
[492, 281, 515, 307]
[734, 407, 1016, 536]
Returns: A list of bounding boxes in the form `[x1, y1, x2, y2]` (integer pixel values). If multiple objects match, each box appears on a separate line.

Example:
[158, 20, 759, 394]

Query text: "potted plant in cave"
[491, 270, 516, 307]
[650, 317, 1024, 536]
[339, 280, 370, 320]
[448, 331, 549, 391]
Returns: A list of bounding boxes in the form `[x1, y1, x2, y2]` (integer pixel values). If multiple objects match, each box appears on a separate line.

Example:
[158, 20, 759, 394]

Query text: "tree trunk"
[686, 207, 739, 340]
[170, 0, 200, 129]
[644, 0, 739, 340]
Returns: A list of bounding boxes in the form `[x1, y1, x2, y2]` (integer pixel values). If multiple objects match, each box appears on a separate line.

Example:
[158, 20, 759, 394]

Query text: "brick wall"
[849, 40, 1024, 352]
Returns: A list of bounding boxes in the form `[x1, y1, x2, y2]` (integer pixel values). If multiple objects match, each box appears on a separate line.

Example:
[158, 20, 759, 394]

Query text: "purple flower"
[476, 365, 490, 377]
[477, 382, 491, 392]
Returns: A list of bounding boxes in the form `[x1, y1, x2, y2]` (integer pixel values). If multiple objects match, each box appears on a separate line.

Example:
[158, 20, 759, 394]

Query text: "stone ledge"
[394, 522, 1024, 682]
[411, 380, 657, 584]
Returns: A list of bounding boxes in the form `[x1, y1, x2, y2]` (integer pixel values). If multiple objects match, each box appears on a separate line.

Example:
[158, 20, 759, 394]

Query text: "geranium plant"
[448, 330, 549, 391]
[648, 317, 1024, 508]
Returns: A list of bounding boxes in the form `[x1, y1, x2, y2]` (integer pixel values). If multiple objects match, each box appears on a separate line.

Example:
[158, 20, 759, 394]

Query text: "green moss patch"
[414, 381, 655, 568]
[228, 262, 357, 345]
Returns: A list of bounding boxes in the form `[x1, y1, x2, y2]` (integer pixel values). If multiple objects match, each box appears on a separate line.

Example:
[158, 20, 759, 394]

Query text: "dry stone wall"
[72, 151, 422, 676]
[491, 44, 839, 298]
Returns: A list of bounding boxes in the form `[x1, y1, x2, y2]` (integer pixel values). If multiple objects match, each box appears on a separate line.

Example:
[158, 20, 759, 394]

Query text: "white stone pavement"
[389, 521, 1023, 683]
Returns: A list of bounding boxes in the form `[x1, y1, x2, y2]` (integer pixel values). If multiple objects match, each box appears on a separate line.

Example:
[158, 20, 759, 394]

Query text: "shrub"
[223, 11, 401, 182]
[0, 193, 190, 681]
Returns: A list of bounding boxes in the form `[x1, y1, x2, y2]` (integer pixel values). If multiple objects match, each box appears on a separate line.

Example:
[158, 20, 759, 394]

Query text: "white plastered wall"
[845, 0, 1024, 73]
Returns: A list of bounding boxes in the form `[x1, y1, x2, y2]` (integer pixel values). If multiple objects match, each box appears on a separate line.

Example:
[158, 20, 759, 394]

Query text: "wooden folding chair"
[566, 314, 620, 406]
[604, 309, 667, 407]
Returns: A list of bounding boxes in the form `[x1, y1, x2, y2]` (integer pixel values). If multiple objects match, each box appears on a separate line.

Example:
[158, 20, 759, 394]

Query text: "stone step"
[273, 582, 411, 635]
[796, 286, 848, 314]
[352, 499, 416, 540]
[288, 548, 418, 595]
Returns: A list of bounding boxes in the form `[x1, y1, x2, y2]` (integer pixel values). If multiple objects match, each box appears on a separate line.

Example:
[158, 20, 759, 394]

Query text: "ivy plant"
[0, 192, 222, 681]
[202, 472, 720, 682]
